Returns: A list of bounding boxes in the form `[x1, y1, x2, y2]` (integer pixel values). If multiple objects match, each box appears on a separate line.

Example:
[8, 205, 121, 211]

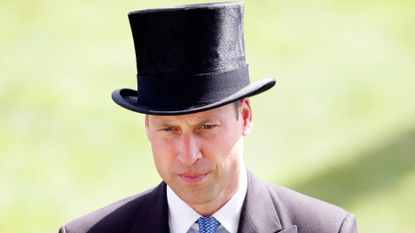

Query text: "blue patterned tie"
[196, 216, 220, 233]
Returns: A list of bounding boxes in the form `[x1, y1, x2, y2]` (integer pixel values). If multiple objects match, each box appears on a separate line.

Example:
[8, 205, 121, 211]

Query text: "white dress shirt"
[167, 168, 248, 233]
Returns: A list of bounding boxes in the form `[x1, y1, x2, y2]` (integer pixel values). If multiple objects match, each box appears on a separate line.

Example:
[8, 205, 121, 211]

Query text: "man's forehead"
[147, 104, 234, 123]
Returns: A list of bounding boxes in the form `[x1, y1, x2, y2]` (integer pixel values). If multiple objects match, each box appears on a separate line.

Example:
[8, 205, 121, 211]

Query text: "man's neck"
[192, 180, 239, 216]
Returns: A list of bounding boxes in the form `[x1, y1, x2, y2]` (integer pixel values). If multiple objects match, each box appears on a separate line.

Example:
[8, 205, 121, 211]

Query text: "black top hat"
[112, 2, 275, 115]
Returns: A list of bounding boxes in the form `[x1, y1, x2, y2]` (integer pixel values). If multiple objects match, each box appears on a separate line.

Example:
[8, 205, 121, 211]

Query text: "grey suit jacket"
[59, 172, 357, 233]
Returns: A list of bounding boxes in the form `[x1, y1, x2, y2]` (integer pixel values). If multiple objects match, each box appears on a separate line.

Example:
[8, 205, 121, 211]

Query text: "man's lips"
[177, 172, 209, 184]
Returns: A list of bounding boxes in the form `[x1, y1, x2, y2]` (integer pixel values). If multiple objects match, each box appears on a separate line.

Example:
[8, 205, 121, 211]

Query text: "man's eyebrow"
[197, 118, 220, 124]
[151, 120, 178, 127]
[194, 113, 223, 122]
[151, 118, 221, 128]
[147, 117, 174, 127]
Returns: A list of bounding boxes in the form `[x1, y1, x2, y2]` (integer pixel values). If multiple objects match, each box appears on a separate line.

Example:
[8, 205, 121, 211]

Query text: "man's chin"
[173, 185, 216, 205]
[181, 194, 216, 207]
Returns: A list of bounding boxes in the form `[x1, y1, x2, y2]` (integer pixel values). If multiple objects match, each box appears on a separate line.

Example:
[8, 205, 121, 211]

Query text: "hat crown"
[112, 2, 276, 115]
[128, 2, 246, 76]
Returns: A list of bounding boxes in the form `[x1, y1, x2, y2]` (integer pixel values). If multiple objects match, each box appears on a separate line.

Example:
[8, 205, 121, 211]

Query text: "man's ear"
[240, 98, 253, 136]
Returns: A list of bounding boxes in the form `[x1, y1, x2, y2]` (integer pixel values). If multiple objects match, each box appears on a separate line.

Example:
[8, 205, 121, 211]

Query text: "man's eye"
[162, 127, 176, 132]
[201, 124, 217, 129]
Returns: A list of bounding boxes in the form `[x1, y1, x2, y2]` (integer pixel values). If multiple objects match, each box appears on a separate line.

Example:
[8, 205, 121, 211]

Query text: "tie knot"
[196, 216, 220, 233]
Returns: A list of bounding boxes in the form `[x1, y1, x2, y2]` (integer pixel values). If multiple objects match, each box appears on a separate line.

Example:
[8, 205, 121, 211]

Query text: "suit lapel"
[278, 225, 298, 233]
[130, 182, 170, 233]
[238, 172, 297, 233]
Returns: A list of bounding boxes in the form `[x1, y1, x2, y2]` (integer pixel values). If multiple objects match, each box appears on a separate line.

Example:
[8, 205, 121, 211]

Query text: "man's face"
[145, 99, 252, 214]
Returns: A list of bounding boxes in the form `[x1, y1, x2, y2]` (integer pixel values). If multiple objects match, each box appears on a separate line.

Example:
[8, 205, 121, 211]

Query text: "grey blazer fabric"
[59, 172, 357, 233]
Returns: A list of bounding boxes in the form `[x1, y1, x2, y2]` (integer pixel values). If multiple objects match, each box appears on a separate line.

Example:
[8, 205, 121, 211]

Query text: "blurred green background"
[1, 0, 414, 232]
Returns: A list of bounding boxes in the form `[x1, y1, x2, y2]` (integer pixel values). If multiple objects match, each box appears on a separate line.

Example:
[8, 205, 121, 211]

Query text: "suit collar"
[130, 182, 170, 233]
[237, 171, 283, 233]
[238, 172, 298, 233]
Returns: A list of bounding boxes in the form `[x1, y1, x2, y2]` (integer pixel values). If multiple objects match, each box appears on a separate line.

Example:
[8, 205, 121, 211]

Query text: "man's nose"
[177, 132, 202, 166]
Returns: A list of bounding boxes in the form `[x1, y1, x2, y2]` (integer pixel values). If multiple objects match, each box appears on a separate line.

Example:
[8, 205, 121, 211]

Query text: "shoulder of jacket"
[264, 182, 352, 232]
[60, 185, 159, 233]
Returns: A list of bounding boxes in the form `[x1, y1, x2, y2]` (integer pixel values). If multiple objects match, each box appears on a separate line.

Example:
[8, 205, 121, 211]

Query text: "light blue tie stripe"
[196, 216, 220, 233]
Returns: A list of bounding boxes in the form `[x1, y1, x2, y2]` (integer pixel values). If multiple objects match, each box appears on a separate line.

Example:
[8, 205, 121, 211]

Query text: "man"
[59, 2, 357, 233]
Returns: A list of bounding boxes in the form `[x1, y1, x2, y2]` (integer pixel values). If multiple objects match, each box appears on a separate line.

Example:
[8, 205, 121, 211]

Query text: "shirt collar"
[167, 185, 200, 233]
[167, 168, 248, 233]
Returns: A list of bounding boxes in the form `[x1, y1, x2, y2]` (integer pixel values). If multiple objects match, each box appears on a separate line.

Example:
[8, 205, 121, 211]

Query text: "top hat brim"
[112, 78, 276, 115]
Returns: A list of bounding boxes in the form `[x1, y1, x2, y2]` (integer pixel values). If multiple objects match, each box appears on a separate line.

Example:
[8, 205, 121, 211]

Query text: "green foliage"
[1, 0, 414, 232]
